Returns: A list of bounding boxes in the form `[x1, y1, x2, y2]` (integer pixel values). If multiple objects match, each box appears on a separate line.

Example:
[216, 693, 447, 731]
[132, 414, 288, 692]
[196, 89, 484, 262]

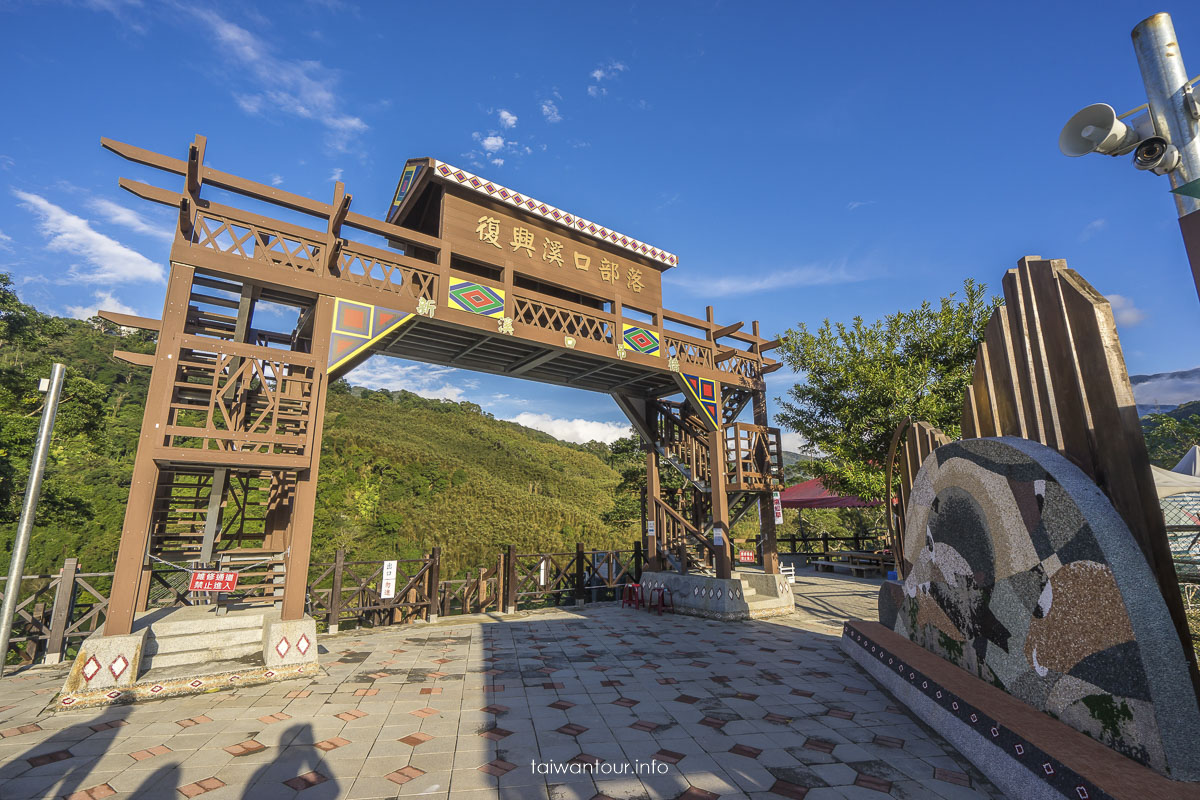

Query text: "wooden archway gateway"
[97, 136, 787, 637]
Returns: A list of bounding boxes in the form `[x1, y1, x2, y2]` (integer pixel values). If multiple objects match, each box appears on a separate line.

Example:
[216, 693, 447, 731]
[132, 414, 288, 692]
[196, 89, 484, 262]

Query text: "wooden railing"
[654, 400, 711, 486]
[307, 550, 438, 632]
[723, 422, 783, 491]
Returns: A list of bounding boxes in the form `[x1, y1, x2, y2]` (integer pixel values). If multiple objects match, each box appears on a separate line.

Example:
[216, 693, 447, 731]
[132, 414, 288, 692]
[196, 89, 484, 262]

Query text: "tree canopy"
[775, 279, 998, 501]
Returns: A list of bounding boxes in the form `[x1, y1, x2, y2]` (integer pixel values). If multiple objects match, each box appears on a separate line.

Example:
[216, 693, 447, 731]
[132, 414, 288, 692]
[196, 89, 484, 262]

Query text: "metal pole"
[0, 363, 66, 676]
[1132, 13, 1200, 217]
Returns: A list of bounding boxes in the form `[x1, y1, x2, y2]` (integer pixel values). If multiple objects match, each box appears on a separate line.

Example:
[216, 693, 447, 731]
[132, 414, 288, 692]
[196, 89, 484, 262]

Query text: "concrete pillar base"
[63, 628, 148, 693]
[262, 615, 318, 668]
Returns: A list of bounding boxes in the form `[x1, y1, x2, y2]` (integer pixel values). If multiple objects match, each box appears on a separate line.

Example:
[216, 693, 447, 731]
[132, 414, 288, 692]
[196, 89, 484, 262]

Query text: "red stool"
[648, 586, 674, 615]
[621, 582, 643, 610]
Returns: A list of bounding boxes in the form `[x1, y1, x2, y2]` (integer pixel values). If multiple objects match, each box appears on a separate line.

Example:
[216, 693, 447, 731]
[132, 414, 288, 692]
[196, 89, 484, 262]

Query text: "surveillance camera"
[1133, 136, 1181, 174]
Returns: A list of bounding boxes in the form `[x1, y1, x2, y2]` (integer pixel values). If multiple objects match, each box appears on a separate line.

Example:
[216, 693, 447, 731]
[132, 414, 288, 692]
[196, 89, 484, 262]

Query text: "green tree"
[776, 279, 998, 501]
[1142, 409, 1200, 468]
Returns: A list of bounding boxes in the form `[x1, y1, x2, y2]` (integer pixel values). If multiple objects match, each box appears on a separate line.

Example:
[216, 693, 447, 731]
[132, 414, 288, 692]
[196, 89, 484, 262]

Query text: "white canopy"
[1152, 464, 1200, 500]
[1173, 445, 1200, 477]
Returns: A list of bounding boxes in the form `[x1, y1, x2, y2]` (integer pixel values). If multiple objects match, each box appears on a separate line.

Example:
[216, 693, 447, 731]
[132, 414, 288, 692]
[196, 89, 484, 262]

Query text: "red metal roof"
[778, 478, 879, 509]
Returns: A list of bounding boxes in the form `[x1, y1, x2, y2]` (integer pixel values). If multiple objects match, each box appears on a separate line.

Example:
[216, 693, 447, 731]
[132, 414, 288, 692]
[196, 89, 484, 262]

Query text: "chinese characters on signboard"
[475, 216, 644, 293]
[738, 549, 756, 563]
[772, 491, 783, 524]
[381, 560, 397, 600]
[188, 570, 239, 592]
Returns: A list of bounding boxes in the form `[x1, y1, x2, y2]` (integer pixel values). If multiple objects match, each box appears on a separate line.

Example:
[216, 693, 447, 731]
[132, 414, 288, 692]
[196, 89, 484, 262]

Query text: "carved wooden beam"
[113, 350, 155, 367]
[712, 321, 743, 340]
[98, 311, 162, 332]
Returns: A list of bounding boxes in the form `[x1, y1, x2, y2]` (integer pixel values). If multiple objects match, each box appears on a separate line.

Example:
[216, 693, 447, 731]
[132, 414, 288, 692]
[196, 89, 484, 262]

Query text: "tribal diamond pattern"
[448, 280, 506, 318]
[432, 160, 678, 267]
[621, 324, 660, 357]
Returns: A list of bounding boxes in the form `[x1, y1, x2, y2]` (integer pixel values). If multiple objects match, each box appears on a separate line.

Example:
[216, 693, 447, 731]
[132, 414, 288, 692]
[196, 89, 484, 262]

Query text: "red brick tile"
[543, 681, 564, 689]
[791, 689, 814, 698]
[197, 778, 223, 790]
[855, 773, 893, 793]
[256, 712, 291, 724]
[385, 766, 425, 785]
[149, 745, 172, 756]
[89, 785, 117, 799]
[478, 758, 516, 776]
[283, 771, 328, 790]
[679, 789, 719, 800]
[419, 687, 441, 695]
[734, 692, 759, 701]
[600, 679, 623, 687]
[657, 677, 678, 685]
[314, 736, 351, 751]
[699, 716, 726, 729]
[399, 732, 434, 747]
[612, 697, 638, 708]
[803, 737, 836, 754]
[730, 743, 762, 758]
[764, 712, 791, 724]
[480, 704, 508, 714]
[224, 739, 265, 757]
[548, 700, 575, 711]
[630, 720, 659, 732]
[674, 694, 700, 704]
[769, 778, 809, 799]
[27, 749, 71, 767]
[827, 708, 854, 720]
[934, 767, 971, 787]
[353, 688, 378, 697]
[480, 727, 513, 741]
[873, 734, 905, 748]
[88, 720, 126, 733]
[652, 749, 685, 765]
[557, 723, 588, 737]
[334, 709, 367, 722]
[410, 707, 439, 718]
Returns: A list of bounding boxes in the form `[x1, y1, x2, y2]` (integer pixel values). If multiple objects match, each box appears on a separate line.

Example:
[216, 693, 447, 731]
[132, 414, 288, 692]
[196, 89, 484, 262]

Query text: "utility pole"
[0, 363, 66, 676]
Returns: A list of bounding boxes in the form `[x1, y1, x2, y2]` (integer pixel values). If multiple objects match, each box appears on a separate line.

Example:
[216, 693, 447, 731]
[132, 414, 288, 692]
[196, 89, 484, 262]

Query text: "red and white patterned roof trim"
[432, 160, 678, 268]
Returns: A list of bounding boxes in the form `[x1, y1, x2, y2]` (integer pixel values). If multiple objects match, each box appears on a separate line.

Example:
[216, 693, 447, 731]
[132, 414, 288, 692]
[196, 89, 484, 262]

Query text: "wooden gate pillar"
[105, 266, 196, 637]
[645, 448, 661, 571]
[707, 384, 732, 579]
[280, 295, 334, 621]
[753, 387, 780, 574]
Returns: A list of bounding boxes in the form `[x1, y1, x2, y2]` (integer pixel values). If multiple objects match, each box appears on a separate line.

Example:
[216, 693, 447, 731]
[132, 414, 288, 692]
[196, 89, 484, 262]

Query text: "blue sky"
[2, 1, 1199, 445]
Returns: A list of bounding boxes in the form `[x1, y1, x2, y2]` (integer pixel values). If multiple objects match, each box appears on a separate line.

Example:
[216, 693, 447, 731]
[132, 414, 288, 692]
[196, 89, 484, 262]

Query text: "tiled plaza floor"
[0, 598, 1004, 799]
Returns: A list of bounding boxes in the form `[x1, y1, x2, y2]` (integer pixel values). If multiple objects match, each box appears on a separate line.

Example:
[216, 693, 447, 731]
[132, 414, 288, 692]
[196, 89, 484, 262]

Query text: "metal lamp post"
[0, 363, 66, 676]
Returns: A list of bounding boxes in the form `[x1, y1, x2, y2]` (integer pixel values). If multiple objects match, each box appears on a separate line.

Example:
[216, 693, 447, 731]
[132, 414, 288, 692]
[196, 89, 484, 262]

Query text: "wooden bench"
[809, 550, 894, 577]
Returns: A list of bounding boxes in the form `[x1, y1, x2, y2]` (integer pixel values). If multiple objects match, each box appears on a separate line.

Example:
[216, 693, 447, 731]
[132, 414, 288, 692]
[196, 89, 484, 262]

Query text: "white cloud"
[87, 198, 173, 242]
[667, 262, 867, 296]
[497, 109, 518, 129]
[330, 167, 344, 182]
[590, 61, 627, 81]
[270, 174, 284, 186]
[65, 289, 138, 321]
[193, 10, 368, 152]
[1080, 218, 1107, 242]
[587, 85, 606, 98]
[0, 229, 12, 251]
[13, 190, 163, 285]
[348, 356, 475, 402]
[1131, 368, 1200, 407]
[490, 158, 505, 167]
[779, 431, 809, 453]
[540, 100, 562, 123]
[508, 412, 629, 444]
[1107, 293, 1146, 326]
[480, 135, 505, 153]
[846, 200, 875, 211]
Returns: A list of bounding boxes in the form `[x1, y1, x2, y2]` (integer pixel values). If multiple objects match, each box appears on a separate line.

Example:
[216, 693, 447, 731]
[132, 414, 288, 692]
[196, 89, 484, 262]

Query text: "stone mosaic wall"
[878, 436, 1200, 780]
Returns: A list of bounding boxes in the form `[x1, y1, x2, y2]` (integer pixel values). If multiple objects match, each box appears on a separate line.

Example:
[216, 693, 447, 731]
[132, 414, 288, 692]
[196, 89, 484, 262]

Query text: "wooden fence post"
[494, 552, 504, 613]
[574, 542, 586, 606]
[328, 548, 344, 634]
[45, 557, 78, 665]
[428, 547, 441, 623]
[678, 540, 689, 575]
[633, 541, 643, 583]
[505, 545, 517, 614]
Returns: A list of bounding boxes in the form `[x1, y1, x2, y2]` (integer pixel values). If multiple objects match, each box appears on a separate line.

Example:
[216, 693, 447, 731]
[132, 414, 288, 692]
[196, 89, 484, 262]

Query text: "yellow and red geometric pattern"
[682, 372, 719, 429]
[328, 297, 414, 376]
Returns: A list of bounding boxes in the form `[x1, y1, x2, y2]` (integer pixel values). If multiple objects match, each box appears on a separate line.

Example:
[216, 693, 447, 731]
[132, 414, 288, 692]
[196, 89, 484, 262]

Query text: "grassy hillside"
[0, 280, 636, 579]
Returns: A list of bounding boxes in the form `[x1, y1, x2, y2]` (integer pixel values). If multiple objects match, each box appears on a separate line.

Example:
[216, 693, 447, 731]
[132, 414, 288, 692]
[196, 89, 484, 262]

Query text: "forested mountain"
[0, 274, 640, 579]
